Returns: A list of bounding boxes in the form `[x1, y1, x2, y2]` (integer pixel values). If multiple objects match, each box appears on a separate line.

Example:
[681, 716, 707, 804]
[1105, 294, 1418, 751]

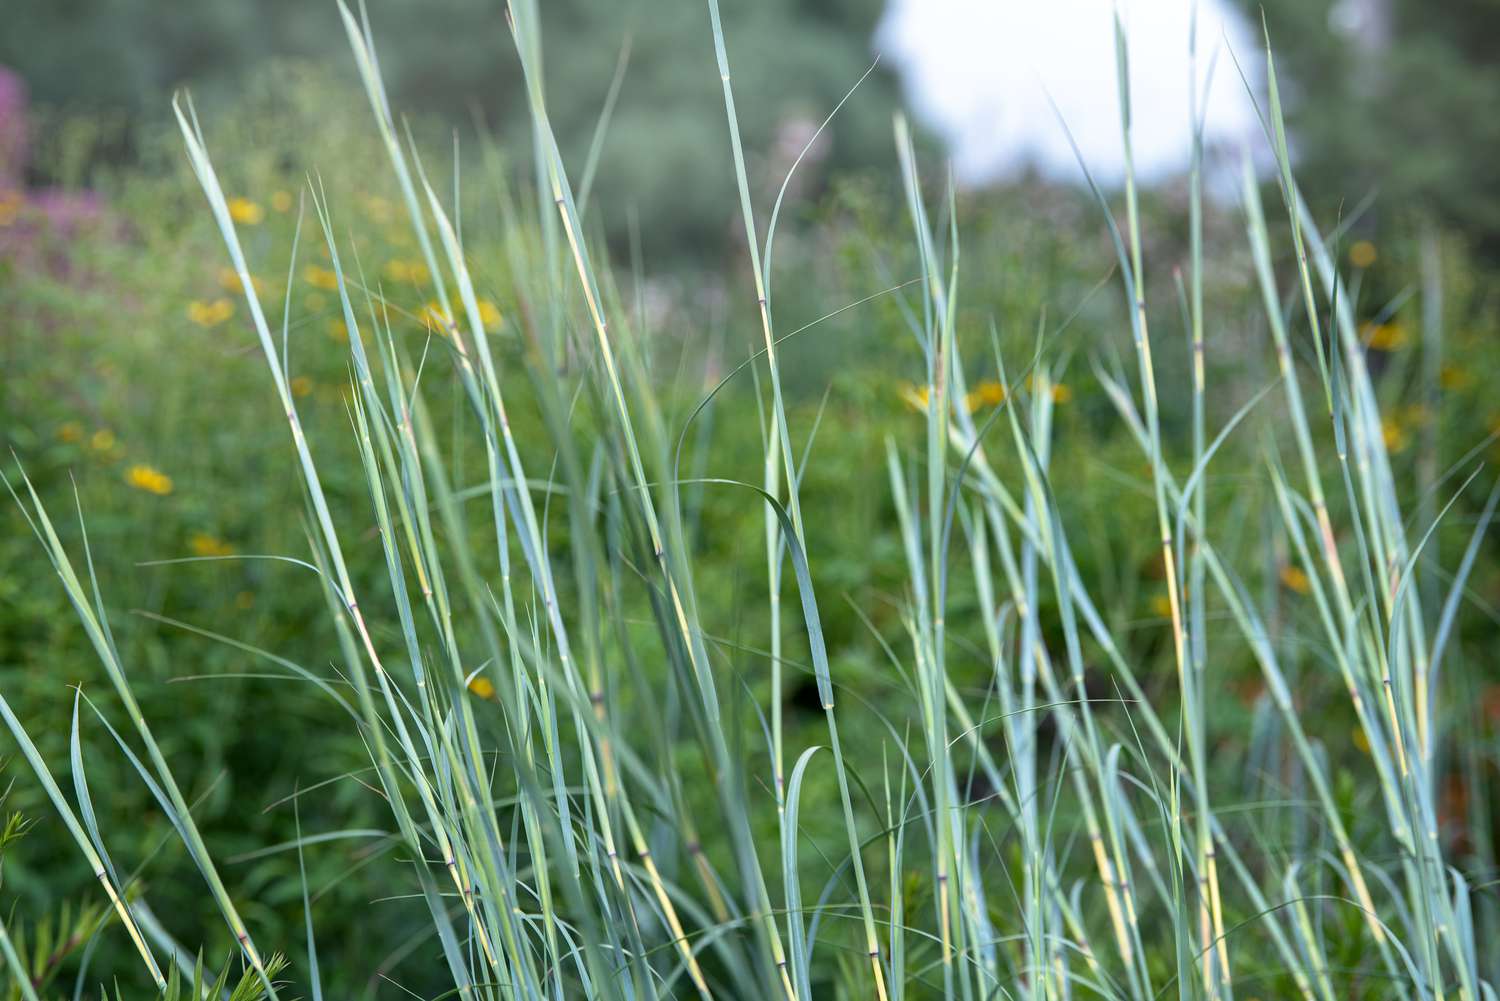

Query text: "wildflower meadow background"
[2, 1, 1500, 999]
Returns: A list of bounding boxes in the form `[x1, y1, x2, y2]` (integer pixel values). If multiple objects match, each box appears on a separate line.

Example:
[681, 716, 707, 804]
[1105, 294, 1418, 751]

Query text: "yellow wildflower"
[898, 381, 931, 413]
[420, 301, 454, 334]
[89, 429, 118, 456]
[382, 259, 429, 284]
[271, 190, 293, 213]
[227, 197, 265, 225]
[327, 319, 348, 342]
[477, 298, 503, 329]
[57, 422, 83, 443]
[189, 533, 235, 558]
[290, 375, 314, 398]
[964, 380, 1005, 412]
[1382, 417, 1409, 453]
[125, 464, 173, 496]
[1024, 374, 1074, 403]
[1279, 564, 1310, 595]
[1363, 322, 1408, 351]
[1149, 594, 1172, 618]
[468, 675, 496, 699]
[1349, 240, 1377, 269]
[1352, 727, 1371, 754]
[1440, 365, 1473, 391]
[187, 298, 235, 327]
[303, 264, 340, 291]
[218, 268, 265, 295]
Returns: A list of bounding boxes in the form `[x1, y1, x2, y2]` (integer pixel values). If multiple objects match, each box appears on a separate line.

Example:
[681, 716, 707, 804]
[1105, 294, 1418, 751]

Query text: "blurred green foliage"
[3, 0, 894, 260]
[1252, 0, 1500, 250]
[11, 0, 1500, 255]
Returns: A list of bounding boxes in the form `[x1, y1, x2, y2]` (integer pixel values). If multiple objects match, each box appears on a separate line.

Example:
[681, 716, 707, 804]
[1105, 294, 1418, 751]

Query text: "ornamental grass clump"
[4, 2, 1497, 999]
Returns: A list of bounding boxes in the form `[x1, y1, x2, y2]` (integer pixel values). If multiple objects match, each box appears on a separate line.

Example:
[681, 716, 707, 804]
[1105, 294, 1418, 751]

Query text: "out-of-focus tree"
[1250, 0, 1500, 250]
[538, 0, 893, 258]
[2, 0, 894, 259]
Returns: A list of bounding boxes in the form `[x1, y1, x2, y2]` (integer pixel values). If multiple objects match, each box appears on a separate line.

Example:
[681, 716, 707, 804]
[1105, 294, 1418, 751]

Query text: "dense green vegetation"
[3, 2, 1500, 999]
[1251, 0, 1500, 251]
[1, 0, 892, 259]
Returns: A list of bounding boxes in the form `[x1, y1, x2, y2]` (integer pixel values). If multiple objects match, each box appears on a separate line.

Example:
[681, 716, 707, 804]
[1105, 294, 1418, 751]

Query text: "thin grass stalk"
[1415, 224, 1443, 756]
[1097, 341, 1412, 988]
[1111, 13, 1226, 995]
[1184, 11, 1231, 995]
[701, 2, 888, 995]
[892, 115, 972, 997]
[505, 3, 785, 993]
[0, 913, 41, 1001]
[1001, 356, 1154, 996]
[1295, 194, 1481, 1001]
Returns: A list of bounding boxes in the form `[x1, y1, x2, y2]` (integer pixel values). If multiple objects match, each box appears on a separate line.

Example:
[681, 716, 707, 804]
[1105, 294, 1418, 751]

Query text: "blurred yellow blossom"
[964, 380, 1005, 412]
[218, 268, 265, 295]
[227, 197, 264, 225]
[1025, 374, 1073, 402]
[382, 259, 429, 284]
[898, 381, 931, 413]
[188, 298, 235, 327]
[1279, 564, 1310, 595]
[477, 299, 503, 329]
[291, 375, 314, 398]
[189, 533, 235, 558]
[125, 464, 173, 496]
[1149, 594, 1172, 618]
[1440, 365, 1473, 391]
[1382, 417, 1409, 453]
[1349, 240, 1377, 269]
[89, 429, 118, 457]
[420, 301, 454, 333]
[1353, 727, 1371, 754]
[468, 676, 496, 699]
[303, 265, 340, 291]
[57, 422, 83, 443]
[1363, 322, 1408, 351]
[271, 190, 293, 213]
